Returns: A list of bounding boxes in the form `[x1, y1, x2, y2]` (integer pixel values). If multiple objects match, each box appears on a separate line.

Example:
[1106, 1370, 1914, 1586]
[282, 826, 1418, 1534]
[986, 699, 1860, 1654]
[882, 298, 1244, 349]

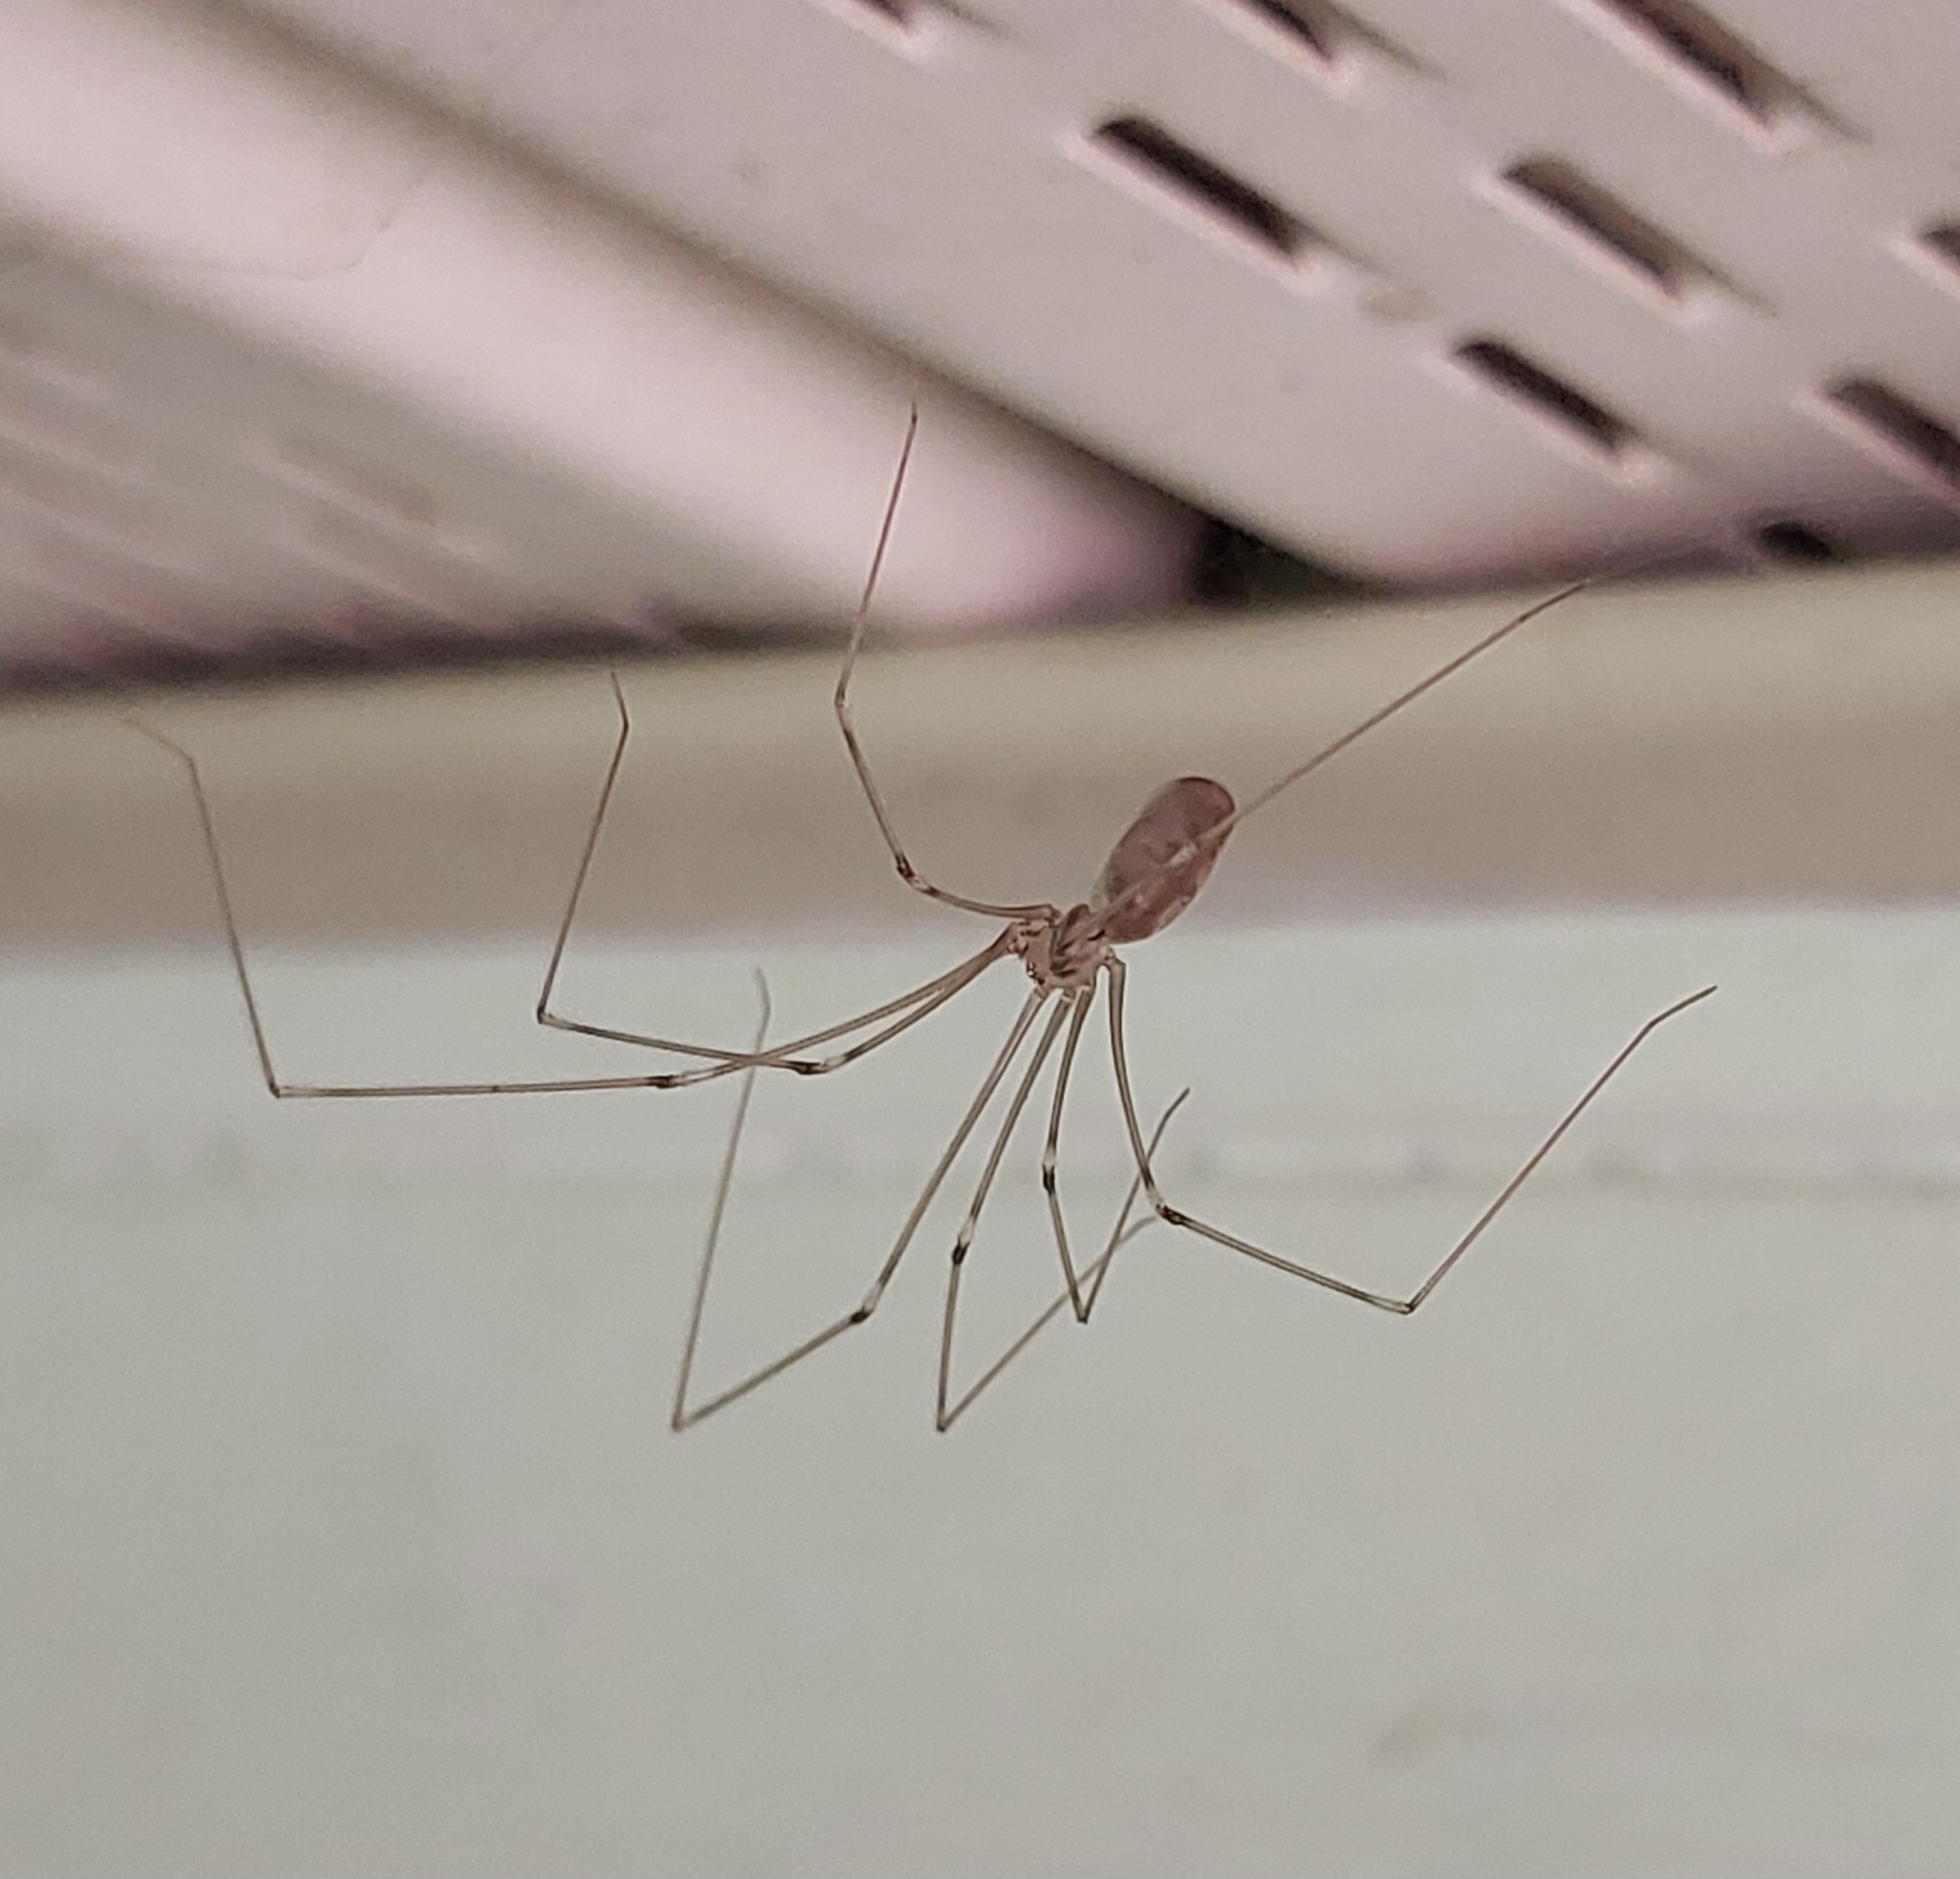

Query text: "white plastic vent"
[205, 0, 1960, 585]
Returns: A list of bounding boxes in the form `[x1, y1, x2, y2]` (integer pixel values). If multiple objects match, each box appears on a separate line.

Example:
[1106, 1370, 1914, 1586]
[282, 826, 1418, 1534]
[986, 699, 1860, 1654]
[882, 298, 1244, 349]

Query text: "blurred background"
[4, 3, 1960, 1874]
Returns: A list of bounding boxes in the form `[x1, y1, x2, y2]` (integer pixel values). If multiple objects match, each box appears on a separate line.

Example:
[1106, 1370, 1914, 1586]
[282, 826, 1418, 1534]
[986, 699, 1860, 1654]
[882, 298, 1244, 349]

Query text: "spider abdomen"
[1090, 776, 1235, 943]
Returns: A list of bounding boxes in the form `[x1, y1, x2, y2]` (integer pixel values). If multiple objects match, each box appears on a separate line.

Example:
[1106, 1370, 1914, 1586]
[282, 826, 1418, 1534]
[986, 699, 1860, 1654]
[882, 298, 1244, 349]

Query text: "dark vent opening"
[1499, 157, 1705, 299]
[1189, 518, 1361, 607]
[1753, 519, 1838, 564]
[1917, 222, 1960, 273]
[1093, 117, 1311, 262]
[1579, 0, 1802, 130]
[1454, 339, 1638, 457]
[1222, 0, 1341, 62]
[1825, 378, 1960, 491]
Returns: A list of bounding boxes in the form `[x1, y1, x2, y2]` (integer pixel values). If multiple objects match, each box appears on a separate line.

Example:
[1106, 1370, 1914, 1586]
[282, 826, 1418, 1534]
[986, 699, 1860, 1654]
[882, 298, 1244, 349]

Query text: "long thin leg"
[1105, 957, 1716, 1315]
[938, 1089, 1188, 1433]
[671, 973, 773, 1429]
[1038, 985, 1097, 1319]
[532, 672, 1023, 1069]
[267, 941, 996, 1098]
[133, 718, 1012, 1097]
[669, 988, 1053, 1428]
[542, 928, 1016, 1073]
[934, 998, 1075, 1429]
[1090, 580, 1594, 944]
[1082, 1086, 1190, 1320]
[834, 403, 1053, 923]
[532, 669, 632, 1032]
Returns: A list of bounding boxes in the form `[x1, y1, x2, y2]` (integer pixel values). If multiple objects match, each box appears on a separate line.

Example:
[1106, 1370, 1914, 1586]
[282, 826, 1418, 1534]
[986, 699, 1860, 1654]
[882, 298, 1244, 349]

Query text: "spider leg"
[671, 988, 1055, 1428]
[1105, 958, 1714, 1315]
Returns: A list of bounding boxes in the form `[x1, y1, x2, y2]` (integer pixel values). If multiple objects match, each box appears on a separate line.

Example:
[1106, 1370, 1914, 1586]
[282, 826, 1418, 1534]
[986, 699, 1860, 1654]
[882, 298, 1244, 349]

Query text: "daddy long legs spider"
[140, 405, 1713, 1432]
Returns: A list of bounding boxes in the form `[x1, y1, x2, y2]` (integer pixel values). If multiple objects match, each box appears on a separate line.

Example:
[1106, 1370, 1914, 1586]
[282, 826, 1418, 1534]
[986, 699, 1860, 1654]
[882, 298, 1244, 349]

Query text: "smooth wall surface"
[3, 906, 1957, 1877]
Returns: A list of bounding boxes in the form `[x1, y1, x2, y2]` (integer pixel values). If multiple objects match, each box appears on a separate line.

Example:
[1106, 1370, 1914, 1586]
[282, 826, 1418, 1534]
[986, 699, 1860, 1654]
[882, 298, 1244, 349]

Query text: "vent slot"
[1753, 518, 1838, 564]
[1202, 0, 1365, 72]
[1089, 117, 1314, 265]
[1567, 0, 1822, 144]
[1495, 157, 1728, 308]
[1821, 378, 1960, 496]
[1225, 0, 1341, 62]
[1908, 221, 1960, 294]
[1890, 222, 1960, 306]
[1918, 222, 1960, 270]
[1453, 338, 1640, 460]
[806, 0, 945, 53]
[1198, 0, 1424, 86]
